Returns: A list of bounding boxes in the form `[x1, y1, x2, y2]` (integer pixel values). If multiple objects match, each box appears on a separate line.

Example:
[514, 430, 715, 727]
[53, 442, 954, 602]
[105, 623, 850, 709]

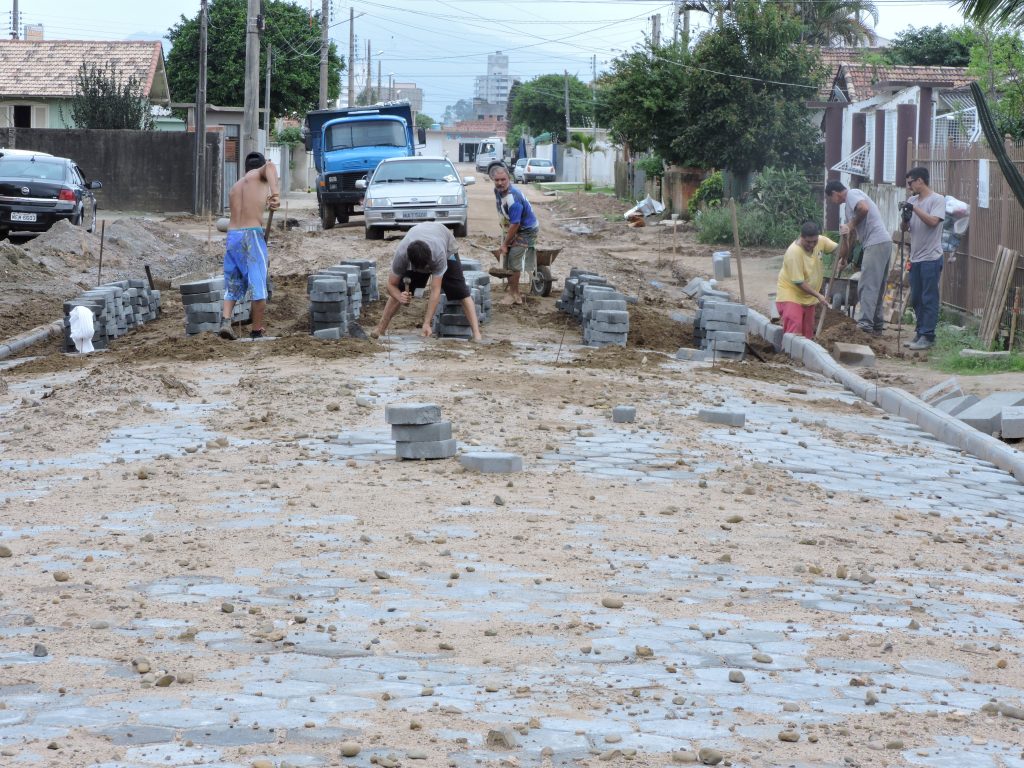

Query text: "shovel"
[815, 231, 850, 338]
[264, 208, 275, 301]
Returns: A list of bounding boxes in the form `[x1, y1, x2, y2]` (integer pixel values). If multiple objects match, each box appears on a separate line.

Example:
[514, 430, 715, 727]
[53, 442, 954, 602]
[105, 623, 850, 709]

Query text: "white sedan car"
[358, 156, 474, 240]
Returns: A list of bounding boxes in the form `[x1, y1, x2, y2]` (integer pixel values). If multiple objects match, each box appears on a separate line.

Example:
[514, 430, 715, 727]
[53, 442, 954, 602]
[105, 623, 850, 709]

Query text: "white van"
[474, 137, 505, 172]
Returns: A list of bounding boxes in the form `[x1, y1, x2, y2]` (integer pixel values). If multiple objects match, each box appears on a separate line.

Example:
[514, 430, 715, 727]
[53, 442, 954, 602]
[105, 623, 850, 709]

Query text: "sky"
[6, 0, 971, 117]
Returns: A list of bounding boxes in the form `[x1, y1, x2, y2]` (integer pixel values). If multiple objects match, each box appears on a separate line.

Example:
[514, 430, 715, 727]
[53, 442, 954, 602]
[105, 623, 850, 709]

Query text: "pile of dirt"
[627, 303, 693, 352]
[817, 311, 887, 353]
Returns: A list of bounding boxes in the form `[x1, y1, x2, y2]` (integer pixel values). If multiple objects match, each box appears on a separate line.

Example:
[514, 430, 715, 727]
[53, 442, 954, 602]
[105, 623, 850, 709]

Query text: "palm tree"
[789, 1, 880, 47]
[567, 132, 607, 190]
[956, 0, 1024, 26]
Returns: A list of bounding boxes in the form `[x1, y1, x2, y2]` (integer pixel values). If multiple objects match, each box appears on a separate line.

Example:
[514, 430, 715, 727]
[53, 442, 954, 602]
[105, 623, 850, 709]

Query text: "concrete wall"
[0, 127, 220, 212]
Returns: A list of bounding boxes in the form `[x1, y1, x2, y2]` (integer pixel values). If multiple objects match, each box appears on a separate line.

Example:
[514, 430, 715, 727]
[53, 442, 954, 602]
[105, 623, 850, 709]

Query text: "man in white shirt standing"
[901, 167, 945, 351]
[825, 180, 892, 335]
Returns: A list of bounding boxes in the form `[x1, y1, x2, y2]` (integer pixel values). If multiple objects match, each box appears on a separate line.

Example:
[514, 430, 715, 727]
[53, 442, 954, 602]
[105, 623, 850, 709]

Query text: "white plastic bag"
[69, 305, 95, 354]
[944, 195, 969, 219]
[623, 196, 665, 219]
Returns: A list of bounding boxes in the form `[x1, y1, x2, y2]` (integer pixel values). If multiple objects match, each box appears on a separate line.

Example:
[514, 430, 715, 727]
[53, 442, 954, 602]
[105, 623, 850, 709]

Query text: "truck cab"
[474, 137, 505, 174]
[304, 101, 425, 229]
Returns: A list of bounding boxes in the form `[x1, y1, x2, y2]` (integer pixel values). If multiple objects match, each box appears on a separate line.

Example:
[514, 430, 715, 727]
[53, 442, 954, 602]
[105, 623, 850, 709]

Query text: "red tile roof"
[0, 40, 169, 103]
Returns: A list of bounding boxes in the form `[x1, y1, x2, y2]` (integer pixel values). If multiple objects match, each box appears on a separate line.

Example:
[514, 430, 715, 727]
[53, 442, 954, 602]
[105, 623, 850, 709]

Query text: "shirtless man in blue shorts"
[219, 152, 280, 340]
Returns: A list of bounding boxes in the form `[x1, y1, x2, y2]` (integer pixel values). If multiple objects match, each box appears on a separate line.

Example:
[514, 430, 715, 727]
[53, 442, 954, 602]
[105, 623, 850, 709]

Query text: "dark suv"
[0, 152, 102, 239]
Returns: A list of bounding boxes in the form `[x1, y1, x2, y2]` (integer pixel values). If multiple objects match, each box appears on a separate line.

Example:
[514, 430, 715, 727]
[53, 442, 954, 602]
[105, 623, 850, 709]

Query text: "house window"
[13, 106, 31, 127]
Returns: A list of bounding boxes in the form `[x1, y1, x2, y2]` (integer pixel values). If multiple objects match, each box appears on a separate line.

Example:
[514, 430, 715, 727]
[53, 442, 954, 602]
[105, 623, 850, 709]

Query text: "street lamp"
[388, 72, 394, 100]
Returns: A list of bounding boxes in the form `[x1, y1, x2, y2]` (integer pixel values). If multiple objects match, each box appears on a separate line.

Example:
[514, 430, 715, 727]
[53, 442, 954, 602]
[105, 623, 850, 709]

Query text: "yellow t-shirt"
[776, 236, 838, 306]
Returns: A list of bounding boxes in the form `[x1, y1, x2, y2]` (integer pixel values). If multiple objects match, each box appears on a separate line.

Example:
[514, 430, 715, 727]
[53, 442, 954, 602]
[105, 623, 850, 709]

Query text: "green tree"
[415, 113, 435, 131]
[508, 74, 592, 143]
[672, 0, 824, 174]
[596, 40, 689, 159]
[956, 0, 1024, 27]
[166, 0, 342, 117]
[567, 131, 605, 189]
[442, 99, 475, 124]
[968, 26, 1024, 138]
[886, 25, 977, 66]
[67, 61, 154, 129]
[788, 0, 879, 46]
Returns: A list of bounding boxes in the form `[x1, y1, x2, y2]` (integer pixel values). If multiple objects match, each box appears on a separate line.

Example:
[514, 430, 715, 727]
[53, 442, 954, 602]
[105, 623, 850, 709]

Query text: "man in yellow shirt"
[775, 221, 838, 338]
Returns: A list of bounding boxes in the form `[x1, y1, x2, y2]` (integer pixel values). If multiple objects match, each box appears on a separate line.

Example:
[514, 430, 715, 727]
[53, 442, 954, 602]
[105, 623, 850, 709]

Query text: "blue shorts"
[223, 228, 269, 302]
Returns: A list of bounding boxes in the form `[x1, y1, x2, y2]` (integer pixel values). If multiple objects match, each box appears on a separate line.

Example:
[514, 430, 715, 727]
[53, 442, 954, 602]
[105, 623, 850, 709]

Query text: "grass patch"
[930, 323, 1024, 374]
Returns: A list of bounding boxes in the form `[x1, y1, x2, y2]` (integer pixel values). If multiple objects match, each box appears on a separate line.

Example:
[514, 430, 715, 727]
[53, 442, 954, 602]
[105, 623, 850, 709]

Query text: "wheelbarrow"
[468, 242, 562, 297]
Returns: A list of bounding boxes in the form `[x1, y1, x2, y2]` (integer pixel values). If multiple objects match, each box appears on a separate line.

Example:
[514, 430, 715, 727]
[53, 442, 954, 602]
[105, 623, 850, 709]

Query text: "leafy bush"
[275, 126, 304, 146]
[688, 171, 723, 217]
[695, 205, 794, 248]
[635, 153, 665, 180]
[748, 166, 818, 228]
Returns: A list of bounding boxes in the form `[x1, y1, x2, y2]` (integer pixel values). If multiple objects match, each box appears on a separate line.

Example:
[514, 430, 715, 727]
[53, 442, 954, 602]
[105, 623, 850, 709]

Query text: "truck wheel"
[365, 226, 384, 240]
[335, 205, 350, 224]
[453, 222, 468, 238]
[320, 202, 335, 230]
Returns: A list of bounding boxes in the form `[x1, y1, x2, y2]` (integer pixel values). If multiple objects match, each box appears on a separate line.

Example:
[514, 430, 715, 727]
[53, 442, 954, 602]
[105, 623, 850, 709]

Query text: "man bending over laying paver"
[371, 221, 482, 342]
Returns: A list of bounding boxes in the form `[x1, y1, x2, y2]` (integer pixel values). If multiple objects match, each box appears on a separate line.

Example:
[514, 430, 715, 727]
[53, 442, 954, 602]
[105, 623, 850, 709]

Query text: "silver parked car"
[358, 156, 475, 240]
[523, 157, 556, 182]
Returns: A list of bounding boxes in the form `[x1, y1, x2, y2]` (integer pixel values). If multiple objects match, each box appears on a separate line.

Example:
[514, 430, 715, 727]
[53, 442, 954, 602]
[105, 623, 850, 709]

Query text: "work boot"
[902, 335, 920, 348]
[249, 328, 266, 339]
[218, 318, 237, 340]
[908, 337, 934, 351]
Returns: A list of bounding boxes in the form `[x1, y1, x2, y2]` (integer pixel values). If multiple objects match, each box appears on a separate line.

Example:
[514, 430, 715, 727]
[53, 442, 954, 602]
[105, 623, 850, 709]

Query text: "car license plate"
[10, 212, 37, 222]
[400, 211, 428, 220]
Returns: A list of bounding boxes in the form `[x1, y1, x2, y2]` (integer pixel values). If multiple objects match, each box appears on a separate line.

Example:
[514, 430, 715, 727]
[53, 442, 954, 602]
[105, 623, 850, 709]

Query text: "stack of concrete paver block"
[558, 268, 630, 347]
[917, 378, 1024, 440]
[180, 277, 249, 336]
[695, 298, 748, 361]
[385, 402, 456, 460]
[338, 259, 379, 303]
[712, 251, 732, 281]
[307, 274, 349, 339]
[430, 264, 491, 339]
[956, 392, 1024, 437]
[61, 280, 164, 351]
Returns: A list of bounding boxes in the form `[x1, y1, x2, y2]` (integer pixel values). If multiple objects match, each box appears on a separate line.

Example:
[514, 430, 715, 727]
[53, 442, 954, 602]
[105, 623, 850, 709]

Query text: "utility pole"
[683, 7, 690, 46]
[194, 0, 208, 215]
[264, 44, 272, 132]
[591, 54, 597, 140]
[651, 14, 661, 48]
[563, 69, 570, 142]
[347, 7, 355, 107]
[242, 0, 261, 159]
[319, 0, 329, 109]
[673, 0, 679, 44]
[365, 40, 371, 104]
[10, 0, 18, 39]
[377, 59, 381, 103]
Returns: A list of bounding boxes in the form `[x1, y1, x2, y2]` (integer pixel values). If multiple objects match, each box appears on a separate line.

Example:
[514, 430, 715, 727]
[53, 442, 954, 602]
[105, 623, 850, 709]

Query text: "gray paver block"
[396, 438, 457, 460]
[935, 394, 980, 416]
[181, 291, 223, 305]
[682, 277, 706, 298]
[313, 328, 342, 340]
[707, 330, 746, 344]
[179, 277, 224, 294]
[676, 347, 707, 361]
[310, 278, 345, 293]
[957, 392, 1024, 434]
[588, 321, 629, 333]
[594, 310, 629, 323]
[585, 330, 628, 343]
[459, 452, 524, 473]
[919, 377, 963, 405]
[1000, 405, 1024, 439]
[391, 422, 453, 442]
[385, 403, 443, 425]
[612, 405, 636, 423]
[832, 342, 876, 367]
[697, 408, 745, 427]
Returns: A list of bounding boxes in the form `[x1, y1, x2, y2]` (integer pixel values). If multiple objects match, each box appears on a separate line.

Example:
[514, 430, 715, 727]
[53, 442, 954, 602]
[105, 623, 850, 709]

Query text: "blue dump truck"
[304, 101, 425, 229]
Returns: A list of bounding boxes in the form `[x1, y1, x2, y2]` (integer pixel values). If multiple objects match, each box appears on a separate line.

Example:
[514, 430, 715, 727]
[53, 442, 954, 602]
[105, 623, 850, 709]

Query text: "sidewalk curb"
[0, 319, 65, 362]
[746, 309, 1024, 484]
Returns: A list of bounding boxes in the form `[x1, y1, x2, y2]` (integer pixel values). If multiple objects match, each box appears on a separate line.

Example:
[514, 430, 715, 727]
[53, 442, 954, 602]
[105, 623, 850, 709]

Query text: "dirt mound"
[627, 303, 693, 352]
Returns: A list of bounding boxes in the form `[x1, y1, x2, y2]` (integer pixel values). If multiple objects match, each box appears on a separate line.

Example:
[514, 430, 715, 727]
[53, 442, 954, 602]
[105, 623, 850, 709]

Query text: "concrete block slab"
[459, 452, 524, 473]
[588, 321, 629, 334]
[832, 342, 876, 367]
[1000, 405, 1024, 439]
[697, 408, 745, 427]
[179, 277, 223, 294]
[957, 393, 1024, 435]
[935, 394, 980, 416]
[396, 438, 457, 460]
[706, 331, 746, 344]
[312, 328, 342, 340]
[919, 377, 963, 405]
[612, 405, 636, 423]
[594, 310, 629, 323]
[391, 422, 453, 442]
[675, 348, 707, 361]
[385, 403, 443, 425]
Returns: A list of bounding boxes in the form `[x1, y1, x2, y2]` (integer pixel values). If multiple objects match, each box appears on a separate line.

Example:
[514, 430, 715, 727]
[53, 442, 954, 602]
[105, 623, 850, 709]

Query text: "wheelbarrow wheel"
[531, 265, 553, 297]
